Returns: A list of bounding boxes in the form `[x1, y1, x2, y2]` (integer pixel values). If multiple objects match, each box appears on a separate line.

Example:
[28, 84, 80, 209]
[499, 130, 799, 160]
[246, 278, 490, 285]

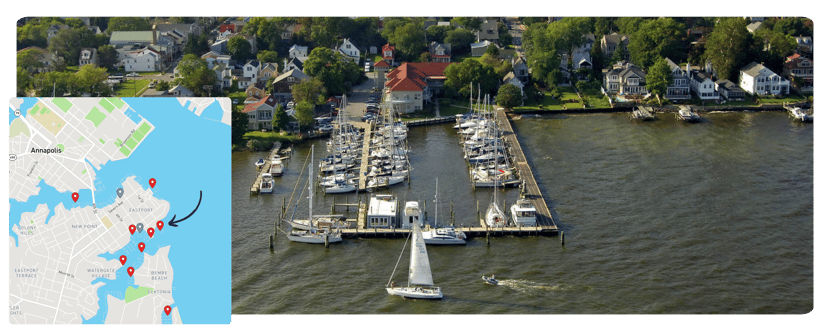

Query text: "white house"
[739, 62, 790, 96]
[288, 44, 309, 62]
[122, 47, 161, 72]
[167, 85, 195, 97]
[243, 59, 260, 80]
[79, 48, 98, 67]
[336, 38, 361, 64]
[690, 71, 718, 101]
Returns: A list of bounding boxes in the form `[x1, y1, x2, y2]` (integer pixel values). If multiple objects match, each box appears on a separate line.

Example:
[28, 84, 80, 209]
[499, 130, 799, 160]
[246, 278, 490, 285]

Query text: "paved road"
[341, 72, 383, 122]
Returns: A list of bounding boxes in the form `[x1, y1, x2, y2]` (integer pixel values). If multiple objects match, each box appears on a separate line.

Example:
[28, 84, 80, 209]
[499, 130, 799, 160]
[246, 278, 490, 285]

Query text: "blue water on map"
[123, 106, 143, 125]
[78, 98, 230, 324]
[200, 101, 225, 123]
[8, 182, 95, 247]
[9, 98, 39, 124]
[161, 303, 177, 324]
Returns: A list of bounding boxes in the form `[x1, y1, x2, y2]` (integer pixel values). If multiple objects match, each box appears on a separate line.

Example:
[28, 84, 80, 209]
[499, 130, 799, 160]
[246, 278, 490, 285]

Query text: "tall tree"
[381, 19, 425, 61]
[548, 17, 593, 67]
[174, 54, 216, 97]
[17, 48, 44, 73]
[306, 17, 346, 48]
[271, 105, 290, 132]
[451, 17, 482, 31]
[615, 17, 649, 35]
[231, 110, 248, 146]
[17, 67, 31, 97]
[107, 17, 151, 33]
[498, 22, 511, 46]
[628, 18, 686, 70]
[645, 59, 672, 103]
[184, 33, 210, 56]
[426, 25, 453, 43]
[291, 78, 326, 105]
[705, 17, 750, 81]
[257, 50, 280, 64]
[17, 23, 47, 49]
[495, 83, 522, 109]
[444, 28, 475, 55]
[443, 58, 499, 98]
[303, 47, 362, 96]
[97, 45, 118, 70]
[294, 101, 315, 130]
[227, 35, 253, 63]
[75, 64, 111, 96]
[522, 22, 562, 86]
[48, 28, 82, 64]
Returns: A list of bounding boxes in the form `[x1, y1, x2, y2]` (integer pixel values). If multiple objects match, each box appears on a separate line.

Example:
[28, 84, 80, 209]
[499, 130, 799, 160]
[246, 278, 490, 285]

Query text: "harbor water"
[231, 112, 812, 314]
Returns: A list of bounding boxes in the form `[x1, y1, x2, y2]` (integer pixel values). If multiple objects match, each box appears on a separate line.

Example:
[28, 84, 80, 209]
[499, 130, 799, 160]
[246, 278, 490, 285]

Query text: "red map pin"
[164, 305, 171, 316]
[147, 227, 155, 238]
[129, 224, 137, 235]
[138, 242, 145, 252]
[149, 178, 156, 188]
[127, 267, 135, 277]
[156, 220, 164, 231]
[119, 255, 127, 265]
[71, 192, 79, 203]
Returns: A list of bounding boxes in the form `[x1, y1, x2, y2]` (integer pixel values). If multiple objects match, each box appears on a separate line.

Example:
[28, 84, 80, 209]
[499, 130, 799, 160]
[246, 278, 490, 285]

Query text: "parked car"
[127, 72, 140, 77]
[365, 64, 372, 72]
[319, 124, 334, 132]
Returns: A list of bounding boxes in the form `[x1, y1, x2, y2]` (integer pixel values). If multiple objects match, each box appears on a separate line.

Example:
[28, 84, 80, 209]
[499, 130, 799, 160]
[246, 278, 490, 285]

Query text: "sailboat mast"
[434, 177, 438, 227]
[309, 144, 314, 226]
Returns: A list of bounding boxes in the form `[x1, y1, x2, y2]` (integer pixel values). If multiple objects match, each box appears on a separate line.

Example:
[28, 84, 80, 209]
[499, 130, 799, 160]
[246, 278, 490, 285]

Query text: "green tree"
[593, 17, 616, 36]
[17, 23, 47, 49]
[306, 17, 346, 48]
[548, 17, 593, 68]
[498, 22, 512, 46]
[616, 17, 649, 35]
[17, 48, 44, 73]
[184, 33, 210, 55]
[444, 28, 475, 55]
[271, 105, 290, 131]
[107, 17, 151, 33]
[495, 83, 522, 109]
[155, 80, 170, 91]
[174, 54, 217, 97]
[705, 17, 750, 81]
[451, 17, 481, 31]
[628, 18, 686, 70]
[383, 20, 425, 61]
[231, 110, 248, 146]
[257, 50, 280, 64]
[295, 101, 315, 130]
[17, 67, 31, 96]
[97, 45, 118, 70]
[48, 28, 82, 64]
[773, 17, 809, 37]
[426, 25, 453, 43]
[443, 58, 499, 98]
[243, 17, 293, 52]
[485, 43, 500, 57]
[291, 78, 326, 105]
[33, 71, 76, 97]
[303, 47, 362, 96]
[227, 35, 253, 63]
[645, 59, 672, 103]
[75, 64, 111, 95]
[522, 22, 562, 86]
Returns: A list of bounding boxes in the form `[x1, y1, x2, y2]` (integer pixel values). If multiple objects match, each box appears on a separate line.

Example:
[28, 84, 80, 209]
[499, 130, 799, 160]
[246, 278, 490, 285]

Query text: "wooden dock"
[250, 142, 282, 195]
[404, 116, 455, 127]
[494, 109, 558, 232]
[350, 121, 372, 192]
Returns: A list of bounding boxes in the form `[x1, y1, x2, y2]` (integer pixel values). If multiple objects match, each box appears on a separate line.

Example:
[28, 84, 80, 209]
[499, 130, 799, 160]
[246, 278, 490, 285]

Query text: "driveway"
[341, 72, 383, 122]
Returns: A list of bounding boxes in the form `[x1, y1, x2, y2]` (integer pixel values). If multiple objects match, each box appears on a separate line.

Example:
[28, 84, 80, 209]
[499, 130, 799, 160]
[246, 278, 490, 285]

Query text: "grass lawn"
[243, 131, 302, 143]
[757, 95, 808, 104]
[64, 65, 80, 73]
[581, 89, 611, 108]
[227, 91, 247, 110]
[720, 100, 758, 107]
[114, 79, 150, 97]
[453, 54, 481, 63]
[514, 86, 584, 112]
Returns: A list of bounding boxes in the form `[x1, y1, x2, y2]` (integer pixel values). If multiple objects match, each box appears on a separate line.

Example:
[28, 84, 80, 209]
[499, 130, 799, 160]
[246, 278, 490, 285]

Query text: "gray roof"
[503, 71, 517, 82]
[287, 57, 304, 71]
[273, 68, 309, 83]
[715, 79, 742, 91]
[691, 71, 713, 83]
[603, 34, 629, 46]
[740, 62, 766, 77]
[746, 22, 763, 33]
[246, 59, 260, 67]
[665, 57, 680, 71]
[110, 31, 155, 43]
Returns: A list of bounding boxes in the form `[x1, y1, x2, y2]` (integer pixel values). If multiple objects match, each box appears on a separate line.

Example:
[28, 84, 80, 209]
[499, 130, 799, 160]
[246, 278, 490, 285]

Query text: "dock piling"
[560, 231, 565, 246]
[269, 235, 274, 250]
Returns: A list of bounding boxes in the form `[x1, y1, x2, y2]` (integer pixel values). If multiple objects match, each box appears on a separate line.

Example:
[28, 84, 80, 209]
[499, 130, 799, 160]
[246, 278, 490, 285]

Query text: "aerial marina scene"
[226, 15, 813, 315]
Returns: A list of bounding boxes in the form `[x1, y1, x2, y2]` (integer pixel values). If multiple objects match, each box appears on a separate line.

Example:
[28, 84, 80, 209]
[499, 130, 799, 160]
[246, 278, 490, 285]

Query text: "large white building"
[739, 62, 790, 96]
[121, 47, 161, 72]
[384, 62, 451, 113]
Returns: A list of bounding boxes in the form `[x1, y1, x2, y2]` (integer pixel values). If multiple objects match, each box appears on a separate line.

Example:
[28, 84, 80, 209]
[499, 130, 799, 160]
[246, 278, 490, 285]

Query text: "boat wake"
[494, 279, 587, 296]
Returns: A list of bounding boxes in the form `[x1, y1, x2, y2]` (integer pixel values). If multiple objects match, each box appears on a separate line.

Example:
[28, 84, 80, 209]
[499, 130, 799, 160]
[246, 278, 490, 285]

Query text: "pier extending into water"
[250, 142, 282, 195]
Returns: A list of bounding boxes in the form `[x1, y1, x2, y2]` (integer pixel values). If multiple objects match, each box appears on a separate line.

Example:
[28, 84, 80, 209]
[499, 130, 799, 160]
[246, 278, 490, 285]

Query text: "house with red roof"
[381, 43, 395, 65]
[219, 24, 236, 39]
[242, 95, 279, 130]
[384, 62, 452, 113]
[783, 53, 813, 92]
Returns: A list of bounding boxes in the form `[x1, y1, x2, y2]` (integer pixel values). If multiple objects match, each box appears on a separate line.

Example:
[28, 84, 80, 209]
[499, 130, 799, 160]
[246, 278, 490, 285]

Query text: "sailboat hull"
[386, 286, 443, 299]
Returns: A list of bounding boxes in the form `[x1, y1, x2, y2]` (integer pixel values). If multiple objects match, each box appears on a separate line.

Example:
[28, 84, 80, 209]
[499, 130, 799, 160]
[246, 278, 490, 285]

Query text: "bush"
[245, 139, 273, 151]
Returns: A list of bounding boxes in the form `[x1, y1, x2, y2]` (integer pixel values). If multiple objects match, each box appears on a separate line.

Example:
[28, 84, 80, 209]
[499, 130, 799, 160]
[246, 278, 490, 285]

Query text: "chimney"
[152, 24, 157, 45]
[686, 63, 690, 78]
[283, 59, 288, 72]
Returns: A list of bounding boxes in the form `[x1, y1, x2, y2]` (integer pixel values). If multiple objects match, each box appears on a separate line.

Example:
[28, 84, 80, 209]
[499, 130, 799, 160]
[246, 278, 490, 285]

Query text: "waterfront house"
[336, 38, 361, 64]
[561, 34, 594, 71]
[503, 71, 525, 91]
[603, 61, 648, 98]
[428, 41, 452, 63]
[513, 56, 529, 83]
[739, 62, 790, 96]
[78, 48, 98, 67]
[384, 62, 452, 113]
[690, 70, 718, 101]
[259, 62, 279, 82]
[242, 95, 278, 131]
[783, 53, 813, 92]
[243, 59, 260, 81]
[283, 57, 303, 73]
[665, 58, 691, 100]
[715, 79, 745, 101]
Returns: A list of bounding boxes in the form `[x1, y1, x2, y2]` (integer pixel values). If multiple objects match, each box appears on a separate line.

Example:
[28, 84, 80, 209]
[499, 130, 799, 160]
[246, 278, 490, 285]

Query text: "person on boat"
[391, 282, 395, 288]
[492, 274, 495, 280]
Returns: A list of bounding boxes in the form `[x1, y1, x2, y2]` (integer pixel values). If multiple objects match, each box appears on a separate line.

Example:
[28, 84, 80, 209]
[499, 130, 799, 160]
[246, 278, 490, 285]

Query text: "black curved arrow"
[168, 191, 202, 227]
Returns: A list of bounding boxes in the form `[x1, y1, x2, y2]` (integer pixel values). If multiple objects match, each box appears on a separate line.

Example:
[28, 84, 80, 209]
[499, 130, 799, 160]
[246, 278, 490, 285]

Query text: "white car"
[127, 72, 140, 77]
[365, 64, 372, 72]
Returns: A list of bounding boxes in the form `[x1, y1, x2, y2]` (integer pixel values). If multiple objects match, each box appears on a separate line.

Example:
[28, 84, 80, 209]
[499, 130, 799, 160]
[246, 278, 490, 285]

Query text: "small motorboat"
[482, 275, 499, 285]
[255, 158, 265, 168]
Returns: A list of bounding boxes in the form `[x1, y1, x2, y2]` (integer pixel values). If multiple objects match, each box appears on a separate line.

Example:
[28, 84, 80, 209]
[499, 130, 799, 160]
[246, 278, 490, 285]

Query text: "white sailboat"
[286, 145, 343, 244]
[423, 178, 467, 245]
[386, 226, 443, 299]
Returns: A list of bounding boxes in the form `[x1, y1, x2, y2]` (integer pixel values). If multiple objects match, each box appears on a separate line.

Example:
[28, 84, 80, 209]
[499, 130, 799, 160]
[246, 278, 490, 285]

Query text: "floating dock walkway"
[250, 142, 282, 195]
